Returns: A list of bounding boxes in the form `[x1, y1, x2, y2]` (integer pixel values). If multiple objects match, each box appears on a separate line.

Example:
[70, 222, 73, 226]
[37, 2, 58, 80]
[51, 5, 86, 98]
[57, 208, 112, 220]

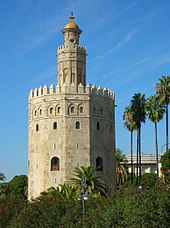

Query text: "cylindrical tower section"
[57, 45, 86, 89]
[28, 90, 66, 199]
[89, 87, 116, 193]
[57, 15, 86, 90]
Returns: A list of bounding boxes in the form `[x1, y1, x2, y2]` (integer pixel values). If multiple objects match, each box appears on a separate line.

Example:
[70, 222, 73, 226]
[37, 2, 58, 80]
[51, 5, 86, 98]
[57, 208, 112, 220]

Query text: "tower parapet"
[28, 84, 114, 100]
[58, 44, 86, 52]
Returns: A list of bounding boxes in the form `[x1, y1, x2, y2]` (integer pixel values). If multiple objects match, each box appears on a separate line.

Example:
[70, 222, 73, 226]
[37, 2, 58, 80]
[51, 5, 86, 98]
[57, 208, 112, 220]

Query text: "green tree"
[123, 106, 137, 183]
[115, 148, 129, 186]
[8, 175, 28, 199]
[160, 149, 170, 183]
[0, 172, 5, 181]
[146, 94, 165, 176]
[71, 166, 108, 197]
[156, 75, 170, 152]
[131, 93, 146, 185]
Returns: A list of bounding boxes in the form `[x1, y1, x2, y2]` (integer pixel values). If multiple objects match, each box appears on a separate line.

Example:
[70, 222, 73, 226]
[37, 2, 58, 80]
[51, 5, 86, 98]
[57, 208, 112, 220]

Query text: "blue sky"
[0, 0, 170, 181]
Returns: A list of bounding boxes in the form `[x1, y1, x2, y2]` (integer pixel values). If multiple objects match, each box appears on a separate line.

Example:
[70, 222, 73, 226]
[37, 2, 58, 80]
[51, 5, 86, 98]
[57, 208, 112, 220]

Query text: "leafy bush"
[0, 185, 170, 227]
[8, 175, 28, 199]
[161, 149, 170, 183]
[141, 173, 159, 188]
[0, 197, 27, 228]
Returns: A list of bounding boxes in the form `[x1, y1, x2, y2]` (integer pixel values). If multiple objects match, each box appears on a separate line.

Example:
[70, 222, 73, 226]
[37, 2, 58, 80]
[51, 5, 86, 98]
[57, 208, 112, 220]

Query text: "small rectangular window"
[97, 122, 100, 130]
[54, 143, 56, 149]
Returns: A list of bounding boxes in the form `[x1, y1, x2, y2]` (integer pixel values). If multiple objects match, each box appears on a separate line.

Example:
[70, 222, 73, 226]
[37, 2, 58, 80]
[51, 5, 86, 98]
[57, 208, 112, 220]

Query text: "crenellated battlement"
[57, 44, 86, 53]
[29, 84, 114, 100]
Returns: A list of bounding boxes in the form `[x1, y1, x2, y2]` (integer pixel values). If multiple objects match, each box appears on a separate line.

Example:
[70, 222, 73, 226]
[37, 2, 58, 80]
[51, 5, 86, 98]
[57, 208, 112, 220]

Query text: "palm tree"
[0, 172, 5, 181]
[71, 166, 108, 197]
[146, 95, 165, 176]
[156, 76, 170, 152]
[56, 184, 79, 200]
[131, 93, 146, 185]
[123, 106, 136, 183]
[40, 184, 79, 200]
[115, 148, 129, 186]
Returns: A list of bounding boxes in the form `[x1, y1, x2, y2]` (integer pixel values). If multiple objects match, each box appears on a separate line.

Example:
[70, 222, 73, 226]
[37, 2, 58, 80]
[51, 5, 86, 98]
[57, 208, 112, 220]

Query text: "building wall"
[125, 154, 161, 177]
[28, 85, 116, 199]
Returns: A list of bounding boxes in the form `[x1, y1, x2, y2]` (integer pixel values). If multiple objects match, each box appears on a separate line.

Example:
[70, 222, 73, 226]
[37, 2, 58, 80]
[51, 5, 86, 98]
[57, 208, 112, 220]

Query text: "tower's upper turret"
[57, 14, 86, 90]
[61, 13, 82, 45]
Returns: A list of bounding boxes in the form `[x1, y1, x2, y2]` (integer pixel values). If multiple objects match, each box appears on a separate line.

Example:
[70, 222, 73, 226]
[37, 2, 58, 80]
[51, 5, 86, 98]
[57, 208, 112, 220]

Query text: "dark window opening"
[57, 107, 61, 113]
[96, 157, 103, 171]
[76, 121, 80, 129]
[80, 106, 83, 113]
[50, 107, 53, 114]
[53, 122, 57, 129]
[71, 106, 74, 113]
[51, 157, 60, 171]
[97, 122, 100, 131]
[100, 108, 103, 115]
[36, 124, 39, 132]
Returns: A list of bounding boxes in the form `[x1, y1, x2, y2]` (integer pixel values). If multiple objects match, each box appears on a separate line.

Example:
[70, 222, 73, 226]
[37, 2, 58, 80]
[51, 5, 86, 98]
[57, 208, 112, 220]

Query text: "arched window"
[36, 124, 39, 132]
[53, 122, 57, 129]
[51, 157, 60, 171]
[93, 107, 96, 114]
[97, 122, 100, 131]
[96, 157, 103, 171]
[57, 107, 61, 113]
[71, 106, 74, 113]
[80, 106, 83, 113]
[50, 107, 53, 114]
[76, 121, 80, 129]
[34, 110, 37, 117]
[100, 108, 103, 116]
[39, 109, 42, 116]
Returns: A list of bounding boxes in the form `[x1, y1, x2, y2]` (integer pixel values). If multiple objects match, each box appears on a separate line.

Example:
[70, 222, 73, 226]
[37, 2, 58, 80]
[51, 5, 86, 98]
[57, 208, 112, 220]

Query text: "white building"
[125, 154, 161, 176]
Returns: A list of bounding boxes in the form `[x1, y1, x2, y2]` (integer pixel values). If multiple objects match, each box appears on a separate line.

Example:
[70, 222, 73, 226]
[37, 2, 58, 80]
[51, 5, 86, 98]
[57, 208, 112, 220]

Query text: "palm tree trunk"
[155, 122, 159, 176]
[136, 130, 139, 186]
[166, 104, 169, 152]
[130, 131, 133, 184]
[138, 127, 142, 186]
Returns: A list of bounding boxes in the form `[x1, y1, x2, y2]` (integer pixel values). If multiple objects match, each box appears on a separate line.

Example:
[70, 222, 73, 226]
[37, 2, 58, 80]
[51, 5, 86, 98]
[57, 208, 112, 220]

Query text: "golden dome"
[64, 16, 80, 30]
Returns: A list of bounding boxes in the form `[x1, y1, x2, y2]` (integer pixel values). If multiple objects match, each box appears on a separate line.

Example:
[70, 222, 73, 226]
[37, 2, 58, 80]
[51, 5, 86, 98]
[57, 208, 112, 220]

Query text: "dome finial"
[71, 12, 73, 17]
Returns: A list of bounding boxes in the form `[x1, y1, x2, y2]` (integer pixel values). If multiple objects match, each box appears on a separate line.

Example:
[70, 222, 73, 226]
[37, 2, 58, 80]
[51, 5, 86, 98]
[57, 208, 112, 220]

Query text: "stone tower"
[28, 14, 116, 199]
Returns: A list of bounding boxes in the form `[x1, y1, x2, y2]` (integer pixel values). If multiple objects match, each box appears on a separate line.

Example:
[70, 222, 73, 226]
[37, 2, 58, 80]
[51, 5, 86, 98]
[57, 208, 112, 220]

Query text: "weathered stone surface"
[28, 15, 116, 199]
